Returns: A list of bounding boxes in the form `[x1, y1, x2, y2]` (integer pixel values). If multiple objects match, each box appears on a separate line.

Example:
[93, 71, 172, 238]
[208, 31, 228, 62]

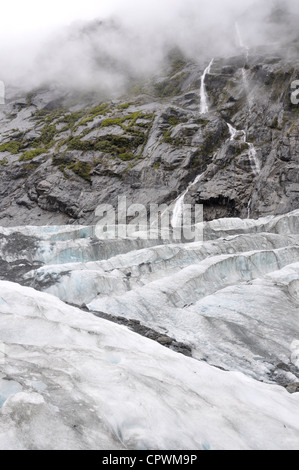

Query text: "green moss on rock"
[19, 148, 46, 161]
[119, 153, 136, 161]
[153, 73, 187, 98]
[0, 141, 22, 154]
[67, 161, 92, 181]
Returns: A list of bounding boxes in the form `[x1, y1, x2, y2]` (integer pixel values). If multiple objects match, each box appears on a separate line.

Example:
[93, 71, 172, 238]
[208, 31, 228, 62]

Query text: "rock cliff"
[0, 34, 298, 227]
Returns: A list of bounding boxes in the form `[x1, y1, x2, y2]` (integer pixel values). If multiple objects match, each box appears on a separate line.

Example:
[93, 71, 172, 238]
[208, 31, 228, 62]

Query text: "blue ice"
[0, 379, 22, 408]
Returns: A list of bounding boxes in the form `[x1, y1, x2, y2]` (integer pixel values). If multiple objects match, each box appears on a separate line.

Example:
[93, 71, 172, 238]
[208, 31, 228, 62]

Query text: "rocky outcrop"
[0, 43, 298, 226]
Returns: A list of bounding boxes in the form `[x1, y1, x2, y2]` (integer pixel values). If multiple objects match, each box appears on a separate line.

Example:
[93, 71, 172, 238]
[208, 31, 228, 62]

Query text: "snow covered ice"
[0, 211, 299, 449]
[1, 281, 299, 450]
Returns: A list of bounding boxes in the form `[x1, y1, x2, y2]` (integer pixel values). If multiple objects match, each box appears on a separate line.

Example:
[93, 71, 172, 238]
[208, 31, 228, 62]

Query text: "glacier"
[0, 280, 299, 450]
[0, 210, 298, 449]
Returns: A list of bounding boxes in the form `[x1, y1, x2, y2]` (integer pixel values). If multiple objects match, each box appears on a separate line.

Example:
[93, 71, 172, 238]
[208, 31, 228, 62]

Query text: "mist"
[1, 0, 299, 96]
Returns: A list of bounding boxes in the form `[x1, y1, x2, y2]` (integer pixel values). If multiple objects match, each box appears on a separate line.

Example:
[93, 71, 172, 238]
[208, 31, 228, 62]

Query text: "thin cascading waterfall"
[227, 122, 259, 218]
[248, 143, 261, 176]
[247, 198, 252, 219]
[168, 57, 214, 228]
[171, 58, 213, 228]
[235, 22, 245, 50]
[227, 122, 260, 176]
[227, 123, 246, 142]
[151, 175, 201, 230]
[171, 191, 188, 229]
[227, 123, 238, 141]
[232, 25, 260, 175]
[200, 59, 214, 114]
[172, 57, 214, 227]
[171, 174, 203, 228]
[235, 22, 253, 112]
[241, 69, 253, 112]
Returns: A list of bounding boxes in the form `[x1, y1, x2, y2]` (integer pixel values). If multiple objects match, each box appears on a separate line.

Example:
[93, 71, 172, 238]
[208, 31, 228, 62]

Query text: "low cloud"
[1, 0, 298, 96]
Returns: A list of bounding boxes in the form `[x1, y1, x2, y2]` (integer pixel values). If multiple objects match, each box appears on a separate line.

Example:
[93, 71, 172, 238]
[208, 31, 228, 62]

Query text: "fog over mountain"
[1, 0, 299, 94]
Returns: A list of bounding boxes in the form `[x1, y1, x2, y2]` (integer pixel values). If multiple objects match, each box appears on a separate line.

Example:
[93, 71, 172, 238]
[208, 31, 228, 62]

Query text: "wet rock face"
[0, 46, 298, 226]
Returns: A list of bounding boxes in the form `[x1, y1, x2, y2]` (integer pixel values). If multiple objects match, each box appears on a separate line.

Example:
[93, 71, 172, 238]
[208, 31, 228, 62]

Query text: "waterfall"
[200, 59, 214, 114]
[235, 22, 245, 50]
[227, 123, 260, 176]
[228, 123, 238, 141]
[227, 123, 246, 142]
[247, 198, 252, 219]
[231, 25, 260, 176]
[235, 23, 253, 112]
[248, 143, 261, 176]
[227, 122, 260, 219]
[171, 57, 213, 228]
[241, 69, 253, 112]
[171, 174, 203, 228]
[171, 191, 188, 228]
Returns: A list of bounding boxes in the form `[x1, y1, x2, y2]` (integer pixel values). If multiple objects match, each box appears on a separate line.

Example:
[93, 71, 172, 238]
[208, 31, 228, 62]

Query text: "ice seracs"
[0, 211, 299, 449]
[0, 280, 299, 450]
[9, 209, 298, 385]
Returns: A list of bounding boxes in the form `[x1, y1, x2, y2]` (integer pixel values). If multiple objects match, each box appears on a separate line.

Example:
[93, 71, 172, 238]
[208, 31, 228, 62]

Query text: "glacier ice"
[0, 281, 299, 450]
[0, 210, 299, 449]
[0, 378, 22, 408]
